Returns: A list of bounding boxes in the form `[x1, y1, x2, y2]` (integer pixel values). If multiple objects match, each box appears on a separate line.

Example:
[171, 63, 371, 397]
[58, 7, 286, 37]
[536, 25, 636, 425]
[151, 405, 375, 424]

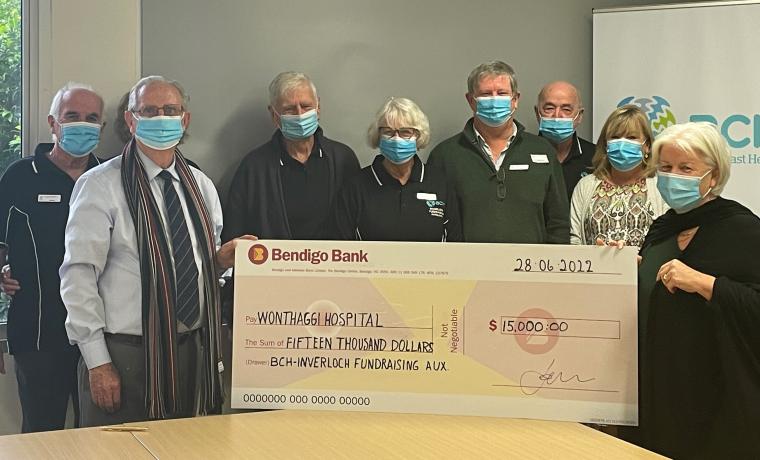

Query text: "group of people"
[0, 60, 757, 458]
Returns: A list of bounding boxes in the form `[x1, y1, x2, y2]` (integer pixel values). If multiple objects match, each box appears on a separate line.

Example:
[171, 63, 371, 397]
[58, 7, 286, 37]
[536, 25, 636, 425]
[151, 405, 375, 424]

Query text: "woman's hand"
[596, 238, 642, 264]
[595, 238, 625, 249]
[657, 259, 716, 300]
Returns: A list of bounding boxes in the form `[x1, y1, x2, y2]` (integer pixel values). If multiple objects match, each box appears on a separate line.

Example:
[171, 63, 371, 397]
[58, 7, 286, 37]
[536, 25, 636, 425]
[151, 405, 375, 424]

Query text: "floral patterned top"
[583, 178, 656, 247]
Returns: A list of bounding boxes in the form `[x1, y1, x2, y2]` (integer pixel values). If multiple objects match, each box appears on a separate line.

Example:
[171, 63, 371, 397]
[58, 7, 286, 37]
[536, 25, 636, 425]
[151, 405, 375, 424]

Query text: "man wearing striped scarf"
[61, 76, 254, 425]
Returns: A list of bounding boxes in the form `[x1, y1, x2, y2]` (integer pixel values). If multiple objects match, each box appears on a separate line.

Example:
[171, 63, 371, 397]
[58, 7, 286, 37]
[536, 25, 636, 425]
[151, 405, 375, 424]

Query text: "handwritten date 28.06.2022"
[513, 258, 593, 273]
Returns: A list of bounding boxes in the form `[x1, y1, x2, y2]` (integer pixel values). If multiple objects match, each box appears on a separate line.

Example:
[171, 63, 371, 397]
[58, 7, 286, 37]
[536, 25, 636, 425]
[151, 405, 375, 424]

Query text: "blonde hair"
[652, 122, 731, 196]
[367, 97, 431, 149]
[593, 105, 655, 179]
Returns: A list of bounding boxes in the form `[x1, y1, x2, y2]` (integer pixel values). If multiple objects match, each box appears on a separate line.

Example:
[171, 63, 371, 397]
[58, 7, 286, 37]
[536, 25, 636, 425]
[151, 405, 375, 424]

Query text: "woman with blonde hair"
[637, 122, 760, 458]
[570, 105, 668, 247]
[330, 97, 460, 241]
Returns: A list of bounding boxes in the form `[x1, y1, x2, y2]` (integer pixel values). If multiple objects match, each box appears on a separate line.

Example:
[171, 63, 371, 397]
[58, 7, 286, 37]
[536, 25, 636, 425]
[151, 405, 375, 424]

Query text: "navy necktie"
[159, 170, 200, 329]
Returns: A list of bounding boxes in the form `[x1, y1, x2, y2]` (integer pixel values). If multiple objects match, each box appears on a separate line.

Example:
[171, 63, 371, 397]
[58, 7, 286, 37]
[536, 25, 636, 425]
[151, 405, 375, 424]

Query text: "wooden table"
[0, 411, 664, 459]
[0, 425, 154, 459]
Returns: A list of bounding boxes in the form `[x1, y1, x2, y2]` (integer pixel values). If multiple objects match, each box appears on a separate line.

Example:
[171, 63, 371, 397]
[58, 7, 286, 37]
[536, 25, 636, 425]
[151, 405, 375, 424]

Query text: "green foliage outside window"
[0, 0, 19, 322]
[0, 0, 21, 175]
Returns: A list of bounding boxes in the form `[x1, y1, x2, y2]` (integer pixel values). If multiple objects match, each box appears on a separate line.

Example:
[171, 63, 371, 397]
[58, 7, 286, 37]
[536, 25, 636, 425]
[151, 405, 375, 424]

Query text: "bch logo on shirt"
[426, 200, 445, 218]
[249, 244, 269, 265]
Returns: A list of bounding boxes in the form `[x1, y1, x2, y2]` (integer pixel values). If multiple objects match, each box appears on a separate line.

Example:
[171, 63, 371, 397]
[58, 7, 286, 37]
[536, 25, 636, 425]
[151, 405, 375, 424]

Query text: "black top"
[618, 235, 682, 447]
[559, 134, 595, 199]
[0, 143, 100, 353]
[279, 138, 331, 239]
[330, 155, 462, 242]
[223, 128, 360, 241]
[637, 236, 681, 374]
[639, 198, 760, 458]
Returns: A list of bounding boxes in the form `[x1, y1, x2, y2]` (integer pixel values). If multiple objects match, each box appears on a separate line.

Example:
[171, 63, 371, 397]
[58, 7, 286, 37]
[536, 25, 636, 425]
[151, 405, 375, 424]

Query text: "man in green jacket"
[427, 61, 569, 243]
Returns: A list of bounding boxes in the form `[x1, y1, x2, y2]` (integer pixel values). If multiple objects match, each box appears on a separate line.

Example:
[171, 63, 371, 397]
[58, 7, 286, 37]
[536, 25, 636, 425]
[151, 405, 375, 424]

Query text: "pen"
[101, 426, 149, 432]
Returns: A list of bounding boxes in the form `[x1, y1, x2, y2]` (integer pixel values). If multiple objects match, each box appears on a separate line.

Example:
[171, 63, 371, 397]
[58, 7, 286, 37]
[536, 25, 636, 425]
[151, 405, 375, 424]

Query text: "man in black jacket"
[222, 72, 359, 241]
[0, 82, 104, 432]
[534, 81, 595, 199]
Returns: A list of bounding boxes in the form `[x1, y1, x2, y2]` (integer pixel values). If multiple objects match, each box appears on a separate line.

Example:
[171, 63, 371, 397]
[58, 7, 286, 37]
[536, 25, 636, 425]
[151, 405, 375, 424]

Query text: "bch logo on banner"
[619, 96, 760, 150]
[595, 3, 760, 214]
[617, 96, 677, 136]
[249, 244, 269, 265]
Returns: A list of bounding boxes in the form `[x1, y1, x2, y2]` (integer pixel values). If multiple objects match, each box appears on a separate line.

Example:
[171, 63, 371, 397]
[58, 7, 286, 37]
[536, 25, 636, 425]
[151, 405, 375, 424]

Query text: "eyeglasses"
[379, 127, 418, 139]
[133, 104, 184, 118]
[495, 167, 507, 200]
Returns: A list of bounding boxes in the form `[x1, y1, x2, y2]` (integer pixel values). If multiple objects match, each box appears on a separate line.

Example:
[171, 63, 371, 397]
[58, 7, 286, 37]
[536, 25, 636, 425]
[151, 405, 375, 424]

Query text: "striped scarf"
[120, 139, 223, 419]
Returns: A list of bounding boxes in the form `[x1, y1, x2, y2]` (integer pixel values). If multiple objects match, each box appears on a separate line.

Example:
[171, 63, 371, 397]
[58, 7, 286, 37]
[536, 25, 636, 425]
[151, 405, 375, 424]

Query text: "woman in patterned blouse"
[569, 105, 668, 247]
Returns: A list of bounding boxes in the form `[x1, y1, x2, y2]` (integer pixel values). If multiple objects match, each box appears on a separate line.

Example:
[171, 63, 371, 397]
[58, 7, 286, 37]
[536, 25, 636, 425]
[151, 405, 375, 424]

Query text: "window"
[0, 0, 21, 176]
[0, 0, 21, 325]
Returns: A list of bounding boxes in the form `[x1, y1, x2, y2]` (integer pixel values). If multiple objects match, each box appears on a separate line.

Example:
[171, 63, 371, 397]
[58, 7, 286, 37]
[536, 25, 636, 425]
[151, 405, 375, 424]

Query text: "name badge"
[531, 154, 549, 164]
[38, 194, 61, 203]
[416, 193, 437, 200]
[509, 164, 529, 171]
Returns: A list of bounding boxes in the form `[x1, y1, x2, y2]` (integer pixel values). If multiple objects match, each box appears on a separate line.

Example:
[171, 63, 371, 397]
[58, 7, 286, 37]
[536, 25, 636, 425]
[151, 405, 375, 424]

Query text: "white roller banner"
[593, 1, 760, 214]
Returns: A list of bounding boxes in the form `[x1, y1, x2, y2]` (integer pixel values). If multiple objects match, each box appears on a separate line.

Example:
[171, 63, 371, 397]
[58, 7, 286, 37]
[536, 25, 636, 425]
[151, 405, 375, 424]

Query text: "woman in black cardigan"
[637, 122, 760, 458]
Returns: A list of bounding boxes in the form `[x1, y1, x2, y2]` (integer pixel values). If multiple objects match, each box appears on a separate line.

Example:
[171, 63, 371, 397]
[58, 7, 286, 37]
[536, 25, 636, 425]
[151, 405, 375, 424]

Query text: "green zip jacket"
[427, 119, 569, 243]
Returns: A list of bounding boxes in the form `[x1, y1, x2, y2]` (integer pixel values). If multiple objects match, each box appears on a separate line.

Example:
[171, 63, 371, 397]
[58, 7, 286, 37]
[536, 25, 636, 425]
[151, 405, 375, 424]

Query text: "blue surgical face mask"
[379, 136, 417, 165]
[656, 169, 713, 214]
[58, 121, 101, 157]
[278, 109, 319, 140]
[475, 96, 512, 127]
[134, 115, 185, 150]
[606, 139, 644, 171]
[539, 116, 577, 144]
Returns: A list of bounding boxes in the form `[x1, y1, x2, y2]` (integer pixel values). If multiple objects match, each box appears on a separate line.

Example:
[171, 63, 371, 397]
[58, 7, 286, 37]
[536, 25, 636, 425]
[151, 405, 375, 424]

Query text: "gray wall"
[142, 0, 682, 199]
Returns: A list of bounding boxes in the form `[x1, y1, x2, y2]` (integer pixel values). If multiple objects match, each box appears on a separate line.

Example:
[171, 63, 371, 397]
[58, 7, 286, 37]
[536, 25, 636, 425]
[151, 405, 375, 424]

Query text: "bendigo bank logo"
[248, 244, 369, 266]
[249, 244, 269, 265]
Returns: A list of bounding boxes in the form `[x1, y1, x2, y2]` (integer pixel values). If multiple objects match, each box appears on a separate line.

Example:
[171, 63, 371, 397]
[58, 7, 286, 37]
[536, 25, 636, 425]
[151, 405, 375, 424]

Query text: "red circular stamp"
[513, 308, 559, 355]
[306, 300, 342, 338]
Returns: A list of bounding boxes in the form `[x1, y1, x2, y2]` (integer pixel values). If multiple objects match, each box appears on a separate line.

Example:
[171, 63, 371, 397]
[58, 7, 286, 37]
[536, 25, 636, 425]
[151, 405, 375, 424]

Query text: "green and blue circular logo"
[617, 96, 677, 136]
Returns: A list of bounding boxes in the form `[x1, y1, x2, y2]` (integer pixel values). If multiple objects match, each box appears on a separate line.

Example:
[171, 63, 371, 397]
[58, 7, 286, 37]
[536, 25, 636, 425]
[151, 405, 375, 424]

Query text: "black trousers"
[78, 330, 200, 427]
[13, 346, 80, 433]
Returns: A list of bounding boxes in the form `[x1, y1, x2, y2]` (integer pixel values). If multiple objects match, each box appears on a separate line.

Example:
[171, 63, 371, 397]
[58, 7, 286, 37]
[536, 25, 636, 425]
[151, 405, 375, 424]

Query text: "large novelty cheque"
[232, 240, 638, 425]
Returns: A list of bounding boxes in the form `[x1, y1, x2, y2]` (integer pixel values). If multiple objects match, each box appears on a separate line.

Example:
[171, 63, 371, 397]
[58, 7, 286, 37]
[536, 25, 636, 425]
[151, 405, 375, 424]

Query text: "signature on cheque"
[519, 359, 596, 395]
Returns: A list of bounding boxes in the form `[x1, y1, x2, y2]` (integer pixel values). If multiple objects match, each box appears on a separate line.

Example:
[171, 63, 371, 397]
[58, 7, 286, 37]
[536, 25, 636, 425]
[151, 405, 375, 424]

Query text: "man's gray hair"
[268, 71, 318, 107]
[128, 75, 189, 111]
[48, 82, 102, 118]
[467, 61, 518, 94]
